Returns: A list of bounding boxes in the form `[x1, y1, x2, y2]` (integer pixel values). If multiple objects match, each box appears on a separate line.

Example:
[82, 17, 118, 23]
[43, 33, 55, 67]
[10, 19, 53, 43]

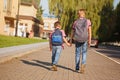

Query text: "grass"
[0, 35, 48, 48]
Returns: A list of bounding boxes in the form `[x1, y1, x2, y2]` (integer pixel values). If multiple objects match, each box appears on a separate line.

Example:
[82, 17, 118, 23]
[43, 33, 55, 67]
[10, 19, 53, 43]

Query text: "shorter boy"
[49, 21, 70, 71]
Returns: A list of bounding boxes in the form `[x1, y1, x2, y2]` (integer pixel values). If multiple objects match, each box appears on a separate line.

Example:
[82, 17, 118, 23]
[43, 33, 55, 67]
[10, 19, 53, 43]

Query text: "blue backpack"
[51, 29, 63, 46]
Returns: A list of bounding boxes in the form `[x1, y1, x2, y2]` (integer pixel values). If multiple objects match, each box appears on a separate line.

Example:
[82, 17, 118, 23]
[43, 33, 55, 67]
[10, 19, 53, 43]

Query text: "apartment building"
[0, 0, 18, 36]
[18, 1, 41, 37]
[0, 0, 41, 37]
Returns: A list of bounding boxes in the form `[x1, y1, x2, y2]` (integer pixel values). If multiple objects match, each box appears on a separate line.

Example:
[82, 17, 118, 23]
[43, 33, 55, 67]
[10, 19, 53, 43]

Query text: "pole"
[15, 0, 20, 37]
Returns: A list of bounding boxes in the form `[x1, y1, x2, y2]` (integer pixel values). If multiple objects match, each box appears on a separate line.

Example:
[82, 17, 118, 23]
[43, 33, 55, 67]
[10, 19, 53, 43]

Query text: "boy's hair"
[79, 9, 86, 11]
[78, 9, 86, 13]
[54, 21, 61, 28]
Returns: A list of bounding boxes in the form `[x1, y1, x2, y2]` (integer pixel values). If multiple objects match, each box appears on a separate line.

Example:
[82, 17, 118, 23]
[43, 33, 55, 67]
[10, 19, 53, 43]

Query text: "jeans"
[75, 41, 88, 70]
[52, 46, 62, 65]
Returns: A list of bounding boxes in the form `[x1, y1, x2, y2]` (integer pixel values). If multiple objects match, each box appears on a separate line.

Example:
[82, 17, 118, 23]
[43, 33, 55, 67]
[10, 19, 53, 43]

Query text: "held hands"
[69, 39, 73, 47]
[66, 42, 71, 47]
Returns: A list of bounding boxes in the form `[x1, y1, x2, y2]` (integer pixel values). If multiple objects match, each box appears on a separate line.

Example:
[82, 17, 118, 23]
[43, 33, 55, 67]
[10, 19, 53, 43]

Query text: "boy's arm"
[49, 33, 52, 51]
[88, 26, 91, 47]
[49, 39, 52, 51]
[63, 37, 70, 46]
[70, 30, 74, 45]
[87, 19, 92, 47]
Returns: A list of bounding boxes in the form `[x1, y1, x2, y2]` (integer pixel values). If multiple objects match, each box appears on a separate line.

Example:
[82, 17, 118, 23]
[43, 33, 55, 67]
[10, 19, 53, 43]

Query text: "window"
[25, 23, 28, 26]
[4, 22, 10, 32]
[4, 0, 12, 12]
[19, 23, 23, 26]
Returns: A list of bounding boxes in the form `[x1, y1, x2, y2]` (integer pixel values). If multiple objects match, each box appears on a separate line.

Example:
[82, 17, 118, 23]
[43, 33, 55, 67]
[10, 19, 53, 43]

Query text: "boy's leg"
[80, 42, 87, 73]
[52, 46, 56, 64]
[51, 46, 62, 71]
[75, 42, 81, 71]
[53, 46, 62, 65]
[51, 46, 57, 71]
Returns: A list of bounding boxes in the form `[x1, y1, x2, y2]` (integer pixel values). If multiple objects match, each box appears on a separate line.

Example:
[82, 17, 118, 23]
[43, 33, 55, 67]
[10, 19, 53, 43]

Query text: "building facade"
[0, 0, 41, 37]
[42, 17, 58, 39]
[0, 0, 18, 36]
[18, 1, 40, 37]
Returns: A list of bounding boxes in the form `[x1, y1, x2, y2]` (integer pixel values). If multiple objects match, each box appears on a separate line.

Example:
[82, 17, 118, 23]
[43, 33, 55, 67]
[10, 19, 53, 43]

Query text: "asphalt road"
[92, 46, 120, 64]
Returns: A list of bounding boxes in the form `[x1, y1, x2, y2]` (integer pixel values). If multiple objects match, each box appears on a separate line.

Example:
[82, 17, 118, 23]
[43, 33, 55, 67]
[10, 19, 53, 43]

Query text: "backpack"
[51, 29, 63, 46]
[73, 18, 88, 42]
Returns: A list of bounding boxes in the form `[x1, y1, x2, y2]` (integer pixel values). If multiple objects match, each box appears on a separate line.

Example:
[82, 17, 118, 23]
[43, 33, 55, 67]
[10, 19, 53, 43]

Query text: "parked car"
[90, 38, 98, 48]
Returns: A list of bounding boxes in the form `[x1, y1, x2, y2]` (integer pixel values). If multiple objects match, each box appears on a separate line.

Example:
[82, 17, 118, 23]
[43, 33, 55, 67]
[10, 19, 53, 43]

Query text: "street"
[93, 46, 120, 64]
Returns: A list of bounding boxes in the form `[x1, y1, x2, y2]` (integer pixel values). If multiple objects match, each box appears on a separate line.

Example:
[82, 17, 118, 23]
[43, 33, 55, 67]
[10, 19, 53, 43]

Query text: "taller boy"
[70, 9, 92, 73]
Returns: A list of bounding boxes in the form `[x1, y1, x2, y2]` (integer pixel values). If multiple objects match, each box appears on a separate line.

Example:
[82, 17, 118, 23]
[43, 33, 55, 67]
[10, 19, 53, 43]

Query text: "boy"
[70, 9, 91, 73]
[49, 21, 70, 71]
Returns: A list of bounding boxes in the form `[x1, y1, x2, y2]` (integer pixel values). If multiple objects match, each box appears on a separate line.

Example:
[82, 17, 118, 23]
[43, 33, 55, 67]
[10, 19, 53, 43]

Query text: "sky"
[40, 0, 49, 17]
[40, 0, 120, 17]
[113, 0, 120, 8]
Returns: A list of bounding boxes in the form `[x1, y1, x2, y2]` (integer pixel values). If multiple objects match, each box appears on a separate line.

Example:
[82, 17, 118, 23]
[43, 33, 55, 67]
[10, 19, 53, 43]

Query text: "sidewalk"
[0, 42, 49, 63]
[0, 45, 120, 80]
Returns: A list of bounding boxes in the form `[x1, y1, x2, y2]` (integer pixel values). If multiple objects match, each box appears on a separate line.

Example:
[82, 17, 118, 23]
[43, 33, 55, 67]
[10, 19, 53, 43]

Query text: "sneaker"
[75, 69, 80, 73]
[75, 67, 80, 73]
[51, 65, 57, 71]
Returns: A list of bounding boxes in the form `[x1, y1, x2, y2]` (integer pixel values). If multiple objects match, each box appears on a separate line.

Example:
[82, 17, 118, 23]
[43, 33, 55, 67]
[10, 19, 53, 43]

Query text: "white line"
[92, 49, 120, 65]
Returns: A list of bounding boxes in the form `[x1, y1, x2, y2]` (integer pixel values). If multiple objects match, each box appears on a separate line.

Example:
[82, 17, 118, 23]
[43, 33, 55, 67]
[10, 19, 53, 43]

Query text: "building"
[18, 1, 41, 37]
[42, 17, 58, 39]
[0, 0, 42, 37]
[0, 0, 18, 36]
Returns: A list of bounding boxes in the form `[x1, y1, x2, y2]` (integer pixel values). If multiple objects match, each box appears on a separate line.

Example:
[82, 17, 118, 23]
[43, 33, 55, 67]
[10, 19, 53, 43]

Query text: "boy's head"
[78, 9, 86, 18]
[54, 21, 61, 29]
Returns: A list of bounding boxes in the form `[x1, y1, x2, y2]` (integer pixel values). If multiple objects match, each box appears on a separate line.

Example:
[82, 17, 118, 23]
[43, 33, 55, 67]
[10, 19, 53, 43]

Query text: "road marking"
[92, 49, 120, 65]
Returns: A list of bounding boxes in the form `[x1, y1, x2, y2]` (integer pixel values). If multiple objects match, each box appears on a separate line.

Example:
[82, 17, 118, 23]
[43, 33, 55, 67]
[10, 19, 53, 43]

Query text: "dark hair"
[54, 21, 61, 27]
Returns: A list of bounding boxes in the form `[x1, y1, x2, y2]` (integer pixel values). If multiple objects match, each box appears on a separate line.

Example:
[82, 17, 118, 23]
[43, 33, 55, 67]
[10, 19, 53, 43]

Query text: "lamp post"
[15, 0, 20, 37]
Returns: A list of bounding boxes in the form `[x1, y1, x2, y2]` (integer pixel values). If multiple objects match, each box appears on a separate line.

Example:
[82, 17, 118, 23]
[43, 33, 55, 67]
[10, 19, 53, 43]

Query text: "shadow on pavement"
[21, 59, 74, 72]
[21, 60, 50, 70]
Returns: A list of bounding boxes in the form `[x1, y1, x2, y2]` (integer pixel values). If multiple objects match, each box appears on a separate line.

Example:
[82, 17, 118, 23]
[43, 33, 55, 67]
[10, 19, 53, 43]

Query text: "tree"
[36, 6, 44, 24]
[98, 0, 115, 42]
[49, 0, 114, 40]
[113, 2, 120, 41]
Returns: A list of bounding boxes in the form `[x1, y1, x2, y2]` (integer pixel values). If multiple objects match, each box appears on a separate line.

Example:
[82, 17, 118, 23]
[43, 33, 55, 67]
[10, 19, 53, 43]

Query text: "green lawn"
[0, 35, 48, 48]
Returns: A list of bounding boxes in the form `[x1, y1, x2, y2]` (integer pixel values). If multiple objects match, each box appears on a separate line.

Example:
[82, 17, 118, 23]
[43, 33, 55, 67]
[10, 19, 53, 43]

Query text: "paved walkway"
[0, 44, 120, 80]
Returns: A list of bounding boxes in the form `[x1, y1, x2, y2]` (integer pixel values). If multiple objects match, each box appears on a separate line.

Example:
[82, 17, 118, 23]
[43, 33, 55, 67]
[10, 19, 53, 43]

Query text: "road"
[93, 46, 120, 64]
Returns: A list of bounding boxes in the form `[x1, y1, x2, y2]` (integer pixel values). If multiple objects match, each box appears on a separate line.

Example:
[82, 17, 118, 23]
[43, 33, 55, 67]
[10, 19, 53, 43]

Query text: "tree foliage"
[49, 0, 114, 41]
[113, 2, 120, 41]
[36, 6, 44, 24]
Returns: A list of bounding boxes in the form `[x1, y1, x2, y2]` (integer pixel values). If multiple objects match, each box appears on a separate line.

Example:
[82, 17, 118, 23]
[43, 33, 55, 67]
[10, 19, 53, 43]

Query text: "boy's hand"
[49, 46, 52, 51]
[70, 43, 72, 47]
[88, 40, 91, 47]
[66, 43, 71, 47]
[50, 47, 52, 51]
